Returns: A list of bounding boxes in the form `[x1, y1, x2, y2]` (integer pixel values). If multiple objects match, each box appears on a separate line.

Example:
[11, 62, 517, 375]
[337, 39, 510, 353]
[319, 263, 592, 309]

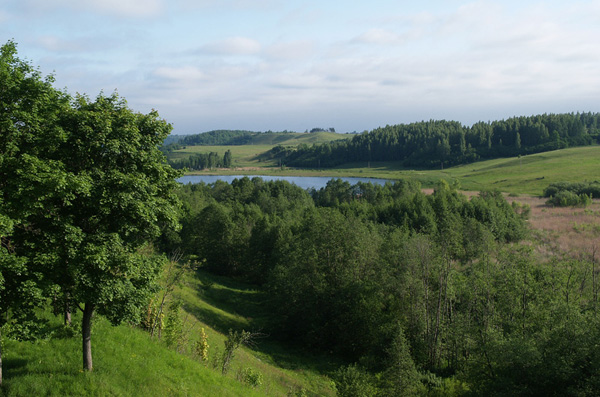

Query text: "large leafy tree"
[0, 41, 180, 372]
[0, 40, 66, 384]
[52, 93, 180, 371]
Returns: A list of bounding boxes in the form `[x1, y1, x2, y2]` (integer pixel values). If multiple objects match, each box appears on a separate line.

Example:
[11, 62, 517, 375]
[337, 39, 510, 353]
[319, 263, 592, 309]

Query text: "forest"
[264, 114, 600, 169]
[167, 177, 600, 395]
[3, 39, 600, 396]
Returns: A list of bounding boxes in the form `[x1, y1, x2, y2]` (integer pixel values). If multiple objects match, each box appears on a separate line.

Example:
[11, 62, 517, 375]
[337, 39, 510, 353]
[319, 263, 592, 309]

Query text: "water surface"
[177, 175, 393, 190]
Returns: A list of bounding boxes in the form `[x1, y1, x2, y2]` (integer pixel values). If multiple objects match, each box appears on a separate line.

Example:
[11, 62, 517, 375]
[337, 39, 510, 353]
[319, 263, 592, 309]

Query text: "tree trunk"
[64, 292, 71, 326]
[82, 302, 95, 371]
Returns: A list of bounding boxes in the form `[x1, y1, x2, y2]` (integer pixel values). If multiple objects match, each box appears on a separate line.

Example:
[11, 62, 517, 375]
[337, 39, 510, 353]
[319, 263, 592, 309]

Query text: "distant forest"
[264, 113, 600, 169]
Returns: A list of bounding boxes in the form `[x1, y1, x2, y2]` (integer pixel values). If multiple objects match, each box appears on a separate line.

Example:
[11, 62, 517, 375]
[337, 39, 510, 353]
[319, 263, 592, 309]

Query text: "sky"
[2, 0, 600, 134]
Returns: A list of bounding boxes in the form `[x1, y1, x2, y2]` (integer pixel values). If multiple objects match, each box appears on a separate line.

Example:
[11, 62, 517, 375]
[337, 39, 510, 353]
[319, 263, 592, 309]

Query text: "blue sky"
[2, 0, 600, 134]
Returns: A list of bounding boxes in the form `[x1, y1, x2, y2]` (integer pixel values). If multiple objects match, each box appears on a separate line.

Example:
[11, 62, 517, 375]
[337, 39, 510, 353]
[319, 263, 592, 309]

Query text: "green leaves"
[0, 41, 181, 371]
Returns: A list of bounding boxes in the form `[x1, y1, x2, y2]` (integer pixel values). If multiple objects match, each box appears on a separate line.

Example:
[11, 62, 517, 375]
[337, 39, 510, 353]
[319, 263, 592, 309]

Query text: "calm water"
[177, 175, 394, 190]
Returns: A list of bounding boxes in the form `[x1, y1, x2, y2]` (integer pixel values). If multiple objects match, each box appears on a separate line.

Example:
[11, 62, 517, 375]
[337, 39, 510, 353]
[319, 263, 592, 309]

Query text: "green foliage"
[221, 329, 253, 375]
[237, 367, 263, 387]
[0, 41, 181, 372]
[172, 176, 600, 395]
[169, 150, 233, 170]
[178, 130, 257, 146]
[193, 327, 209, 362]
[164, 301, 184, 351]
[546, 190, 592, 207]
[333, 364, 377, 397]
[544, 181, 598, 207]
[379, 326, 424, 396]
[543, 181, 600, 198]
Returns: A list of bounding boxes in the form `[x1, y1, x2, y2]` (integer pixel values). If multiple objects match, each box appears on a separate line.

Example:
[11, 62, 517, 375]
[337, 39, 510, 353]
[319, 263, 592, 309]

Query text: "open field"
[507, 195, 600, 261]
[174, 145, 600, 196]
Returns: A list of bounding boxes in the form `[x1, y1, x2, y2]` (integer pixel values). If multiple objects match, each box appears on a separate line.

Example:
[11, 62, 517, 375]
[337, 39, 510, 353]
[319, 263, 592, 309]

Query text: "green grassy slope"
[246, 132, 347, 146]
[0, 270, 336, 396]
[172, 270, 337, 396]
[168, 132, 349, 168]
[0, 317, 264, 397]
[330, 145, 600, 195]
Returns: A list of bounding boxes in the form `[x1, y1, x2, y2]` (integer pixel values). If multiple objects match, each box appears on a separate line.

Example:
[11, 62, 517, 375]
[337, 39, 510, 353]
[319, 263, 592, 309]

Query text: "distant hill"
[162, 134, 185, 146]
[164, 130, 349, 148]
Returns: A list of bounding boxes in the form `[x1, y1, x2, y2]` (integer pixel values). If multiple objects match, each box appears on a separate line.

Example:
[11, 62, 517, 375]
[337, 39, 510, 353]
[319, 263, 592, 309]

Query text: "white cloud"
[154, 66, 207, 81]
[89, 0, 164, 17]
[19, 0, 164, 18]
[200, 37, 261, 56]
[36, 36, 108, 53]
[352, 28, 406, 46]
[263, 40, 315, 61]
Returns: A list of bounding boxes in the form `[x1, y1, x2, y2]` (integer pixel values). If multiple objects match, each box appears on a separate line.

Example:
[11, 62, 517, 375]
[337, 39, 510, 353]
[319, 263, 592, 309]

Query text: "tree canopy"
[0, 41, 181, 372]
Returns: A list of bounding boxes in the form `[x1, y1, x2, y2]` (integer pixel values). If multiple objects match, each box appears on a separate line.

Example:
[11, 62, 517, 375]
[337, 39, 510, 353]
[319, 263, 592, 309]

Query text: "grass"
[172, 270, 338, 396]
[0, 270, 336, 397]
[0, 314, 264, 397]
[170, 132, 349, 168]
[174, 145, 600, 196]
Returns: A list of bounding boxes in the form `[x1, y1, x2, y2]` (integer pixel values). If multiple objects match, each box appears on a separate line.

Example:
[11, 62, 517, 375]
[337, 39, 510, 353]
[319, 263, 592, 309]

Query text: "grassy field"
[174, 145, 600, 196]
[169, 131, 350, 168]
[0, 269, 336, 397]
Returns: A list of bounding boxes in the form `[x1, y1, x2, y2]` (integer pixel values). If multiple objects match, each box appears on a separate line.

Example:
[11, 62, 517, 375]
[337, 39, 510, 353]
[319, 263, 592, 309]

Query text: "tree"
[1, 41, 181, 372]
[52, 93, 181, 371]
[223, 149, 232, 168]
[0, 40, 69, 383]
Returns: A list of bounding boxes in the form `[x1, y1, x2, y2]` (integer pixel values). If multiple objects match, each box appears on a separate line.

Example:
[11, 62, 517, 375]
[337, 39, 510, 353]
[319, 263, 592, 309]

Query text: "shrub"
[238, 367, 263, 387]
[546, 191, 591, 207]
[333, 364, 377, 397]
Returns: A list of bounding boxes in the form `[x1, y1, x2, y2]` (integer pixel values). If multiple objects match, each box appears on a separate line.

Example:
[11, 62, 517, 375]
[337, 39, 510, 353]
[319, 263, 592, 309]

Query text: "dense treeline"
[179, 130, 257, 146]
[160, 129, 301, 155]
[160, 130, 256, 155]
[269, 113, 600, 169]
[169, 150, 232, 170]
[167, 177, 600, 395]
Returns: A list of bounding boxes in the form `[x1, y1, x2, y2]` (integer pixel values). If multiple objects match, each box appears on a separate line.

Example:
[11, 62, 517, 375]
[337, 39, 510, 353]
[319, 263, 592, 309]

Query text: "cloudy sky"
[2, 0, 600, 134]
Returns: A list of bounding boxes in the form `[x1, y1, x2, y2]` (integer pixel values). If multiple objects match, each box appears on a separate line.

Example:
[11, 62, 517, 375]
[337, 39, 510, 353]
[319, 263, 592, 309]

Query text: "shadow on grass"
[180, 269, 342, 374]
[3, 357, 29, 378]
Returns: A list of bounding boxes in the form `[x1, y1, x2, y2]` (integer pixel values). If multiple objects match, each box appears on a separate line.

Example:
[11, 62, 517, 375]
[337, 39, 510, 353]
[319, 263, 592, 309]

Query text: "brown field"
[509, 195, 600, 261]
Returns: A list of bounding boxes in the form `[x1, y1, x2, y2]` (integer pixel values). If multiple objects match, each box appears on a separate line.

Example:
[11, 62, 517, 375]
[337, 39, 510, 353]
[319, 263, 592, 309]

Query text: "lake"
[177, 175, 394, 190]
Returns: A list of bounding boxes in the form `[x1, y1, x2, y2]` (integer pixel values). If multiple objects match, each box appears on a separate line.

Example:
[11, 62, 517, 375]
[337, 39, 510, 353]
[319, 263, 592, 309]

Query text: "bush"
[546, 191, 591, 207]
[238, 367, 263, 388]
[543, 181, 600, 199]
[333, 364, 377, 397]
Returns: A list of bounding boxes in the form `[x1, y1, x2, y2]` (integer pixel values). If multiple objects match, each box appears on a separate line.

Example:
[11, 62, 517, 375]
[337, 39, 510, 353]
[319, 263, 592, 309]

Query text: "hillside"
[166, 131, 349, 168]
[166, 130, 348, 148]
[0, 269, 336, 396]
